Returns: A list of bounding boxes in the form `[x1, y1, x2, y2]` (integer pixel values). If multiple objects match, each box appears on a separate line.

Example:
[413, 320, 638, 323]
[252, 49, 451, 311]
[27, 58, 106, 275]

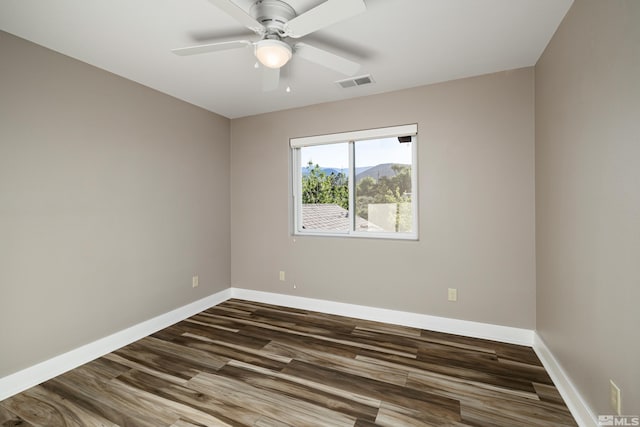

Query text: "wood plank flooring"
[0, 299, 577, 426]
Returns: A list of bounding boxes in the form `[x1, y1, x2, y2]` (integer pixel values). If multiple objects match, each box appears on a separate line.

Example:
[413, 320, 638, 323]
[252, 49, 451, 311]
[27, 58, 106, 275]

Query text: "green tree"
[355, 164, 412, 231]
[302, 162, 348, 209]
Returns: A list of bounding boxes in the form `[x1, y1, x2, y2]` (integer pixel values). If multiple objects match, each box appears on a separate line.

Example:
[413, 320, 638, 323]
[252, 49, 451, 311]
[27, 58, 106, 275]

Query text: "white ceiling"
[0, 0, 572, 119]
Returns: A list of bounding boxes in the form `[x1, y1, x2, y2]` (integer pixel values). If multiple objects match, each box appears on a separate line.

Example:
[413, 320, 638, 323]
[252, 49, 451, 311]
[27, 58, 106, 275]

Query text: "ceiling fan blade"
[262, 66, 280, 92]
[294, 42, 360, 76]
[172, 40, 252, 56]
[285, 0, 366, 39]
[208, 0, 264, 34]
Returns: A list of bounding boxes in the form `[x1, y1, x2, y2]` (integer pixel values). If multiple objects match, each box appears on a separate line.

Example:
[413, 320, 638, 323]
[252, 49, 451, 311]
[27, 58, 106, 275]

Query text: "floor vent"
[336, 74, 374, 89]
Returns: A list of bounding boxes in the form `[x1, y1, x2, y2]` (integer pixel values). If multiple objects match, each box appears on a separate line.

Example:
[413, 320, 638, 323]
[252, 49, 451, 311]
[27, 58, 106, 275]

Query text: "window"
[291, 124, 418, 239]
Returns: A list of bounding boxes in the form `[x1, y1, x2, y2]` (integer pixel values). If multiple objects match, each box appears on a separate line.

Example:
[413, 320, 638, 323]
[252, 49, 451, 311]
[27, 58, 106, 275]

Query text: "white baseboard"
[533, 333, 597, 427]
[230, 288, 534, 346]
[0, 288, 232, 402]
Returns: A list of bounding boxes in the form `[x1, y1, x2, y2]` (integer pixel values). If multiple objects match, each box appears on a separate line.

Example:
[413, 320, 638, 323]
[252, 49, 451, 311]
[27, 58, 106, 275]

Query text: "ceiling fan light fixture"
[255, 39, 292, 69]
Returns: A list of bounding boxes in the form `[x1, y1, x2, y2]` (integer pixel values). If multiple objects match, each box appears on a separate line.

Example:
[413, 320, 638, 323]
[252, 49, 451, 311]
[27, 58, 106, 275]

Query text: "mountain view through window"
[297, 135, 415, 237]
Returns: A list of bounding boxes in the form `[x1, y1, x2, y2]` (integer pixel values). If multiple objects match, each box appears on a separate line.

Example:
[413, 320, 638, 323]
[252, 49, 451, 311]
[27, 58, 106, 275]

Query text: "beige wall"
[0, 32, 231, 377]
[4, 1, 637, 416]
[535, 0, 640, 415]
[231, 68, 536, 329]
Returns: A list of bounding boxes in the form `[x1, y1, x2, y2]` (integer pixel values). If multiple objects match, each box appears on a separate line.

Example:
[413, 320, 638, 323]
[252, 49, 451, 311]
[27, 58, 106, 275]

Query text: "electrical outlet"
[192, 275, 199, 288]
[610, 380, 621, 415]
[279, 271, 285, 281]
[448, 288, 458, 302]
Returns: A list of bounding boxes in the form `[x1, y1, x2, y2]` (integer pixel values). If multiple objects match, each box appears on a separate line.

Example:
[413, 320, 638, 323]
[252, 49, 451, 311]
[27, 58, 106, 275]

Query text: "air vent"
[336, 74, 374, 89]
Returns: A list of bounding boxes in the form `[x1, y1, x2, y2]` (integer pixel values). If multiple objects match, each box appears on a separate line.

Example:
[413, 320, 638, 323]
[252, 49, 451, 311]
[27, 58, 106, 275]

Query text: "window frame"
[290, 124, 419, 240]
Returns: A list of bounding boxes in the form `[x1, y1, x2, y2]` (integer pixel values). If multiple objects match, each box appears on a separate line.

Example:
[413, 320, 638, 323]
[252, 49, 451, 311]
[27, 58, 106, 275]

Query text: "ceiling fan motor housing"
[250, 0, 296, 34]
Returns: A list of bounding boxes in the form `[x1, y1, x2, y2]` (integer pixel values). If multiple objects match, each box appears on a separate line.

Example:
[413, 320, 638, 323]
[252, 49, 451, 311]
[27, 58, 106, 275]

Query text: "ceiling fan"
[172, 0, 366, 91]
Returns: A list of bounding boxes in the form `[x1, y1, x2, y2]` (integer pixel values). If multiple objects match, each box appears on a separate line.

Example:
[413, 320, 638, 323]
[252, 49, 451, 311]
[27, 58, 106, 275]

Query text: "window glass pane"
[293, 126, 417, 239]
[300, 143, 349, 232]
[354, 138, 413, 233]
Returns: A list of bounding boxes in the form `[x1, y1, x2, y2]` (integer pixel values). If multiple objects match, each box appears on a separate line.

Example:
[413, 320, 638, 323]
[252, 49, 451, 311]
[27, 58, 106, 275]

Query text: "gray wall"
[535, 0, 640, 415]
[0, 32, 231, 377]
[231, 68, 536, 329]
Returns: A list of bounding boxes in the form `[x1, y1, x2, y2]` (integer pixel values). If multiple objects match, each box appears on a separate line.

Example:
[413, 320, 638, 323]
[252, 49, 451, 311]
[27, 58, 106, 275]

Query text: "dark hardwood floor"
[1, 299, 577, 426]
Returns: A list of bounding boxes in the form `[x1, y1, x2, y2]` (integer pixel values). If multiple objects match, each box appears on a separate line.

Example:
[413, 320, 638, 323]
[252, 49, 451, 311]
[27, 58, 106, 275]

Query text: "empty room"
[0, 0, 638, 426]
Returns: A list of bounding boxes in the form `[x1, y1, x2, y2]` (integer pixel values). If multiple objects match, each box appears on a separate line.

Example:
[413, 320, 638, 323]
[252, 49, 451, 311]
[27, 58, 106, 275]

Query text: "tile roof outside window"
[302, 204, 382, 232]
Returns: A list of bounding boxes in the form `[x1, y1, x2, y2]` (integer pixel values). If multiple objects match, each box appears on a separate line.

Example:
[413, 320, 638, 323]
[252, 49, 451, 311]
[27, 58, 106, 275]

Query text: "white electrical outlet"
[610, 380, 621, 415]
[192, 275, 199, 288]
[279, 271, 285, 281]
[448, 288, 458, 302]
